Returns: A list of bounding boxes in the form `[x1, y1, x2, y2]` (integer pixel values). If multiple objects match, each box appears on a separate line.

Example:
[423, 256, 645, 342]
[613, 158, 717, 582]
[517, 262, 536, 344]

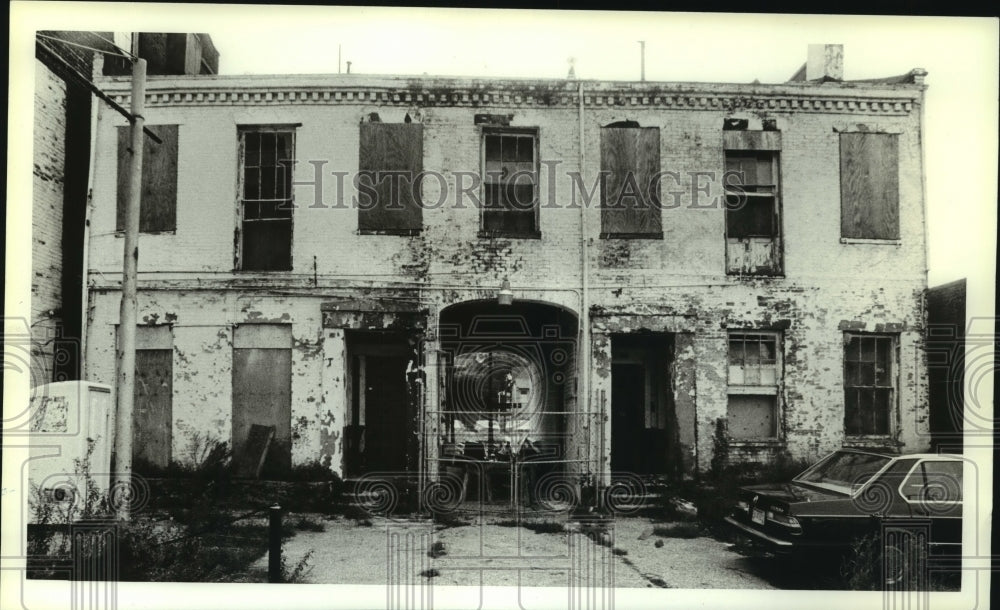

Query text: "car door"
[897, 458, 963, 553]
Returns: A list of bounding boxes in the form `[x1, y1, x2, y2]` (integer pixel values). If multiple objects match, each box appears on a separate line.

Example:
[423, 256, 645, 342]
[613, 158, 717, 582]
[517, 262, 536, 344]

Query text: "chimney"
[806, 44, 843, 81]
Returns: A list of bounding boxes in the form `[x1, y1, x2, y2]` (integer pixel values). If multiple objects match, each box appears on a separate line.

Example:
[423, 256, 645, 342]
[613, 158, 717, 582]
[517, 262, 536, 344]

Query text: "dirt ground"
[253, 513, 776, 589]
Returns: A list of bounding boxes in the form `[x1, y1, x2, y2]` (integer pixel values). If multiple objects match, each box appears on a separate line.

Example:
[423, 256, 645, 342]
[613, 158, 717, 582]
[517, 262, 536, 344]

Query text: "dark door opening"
[362, 355, 409, 472]
[345, 331, 413, 477]
[611, 362, 645, 474]
[610, 333, 677, 478]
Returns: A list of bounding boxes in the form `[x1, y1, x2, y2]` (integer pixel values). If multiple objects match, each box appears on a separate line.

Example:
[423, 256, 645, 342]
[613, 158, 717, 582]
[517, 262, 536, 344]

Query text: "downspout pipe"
[80, 71, 103, 381]
[578, 81, 593, 488]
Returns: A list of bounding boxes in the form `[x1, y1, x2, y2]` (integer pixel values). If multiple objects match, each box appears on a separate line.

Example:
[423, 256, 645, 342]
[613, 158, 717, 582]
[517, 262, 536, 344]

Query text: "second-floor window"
[358, 122, 423, 234]
[481, 128, 538, 237]
[238, 127, 294, 271]
[724, 132, 782, 275]
[116, 124, 178, 233]
[840, 132, 899, 241]
[600, 125, 662, 238]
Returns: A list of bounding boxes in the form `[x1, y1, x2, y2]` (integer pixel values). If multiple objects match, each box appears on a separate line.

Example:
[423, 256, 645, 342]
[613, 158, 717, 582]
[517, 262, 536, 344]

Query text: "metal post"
[639, 41, 646, 82]
[113, 57, 146, 522]
[268, 504, 282, 583]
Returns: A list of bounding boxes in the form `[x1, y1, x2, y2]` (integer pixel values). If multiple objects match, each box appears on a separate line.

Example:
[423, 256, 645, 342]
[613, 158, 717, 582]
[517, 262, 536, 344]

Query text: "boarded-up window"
[232, 324, 292, 475]
[844, 333, 895, 436]
[727, 331, 780, 439]
[239, 128, 294, 271]
[116, 124, 178, 232]
[121, 325, 173, 471]
[840, 133, 899, 240]
[358, 123, 423, 233]
[600, 127, 661, 238]
[482, 129, 538, 236]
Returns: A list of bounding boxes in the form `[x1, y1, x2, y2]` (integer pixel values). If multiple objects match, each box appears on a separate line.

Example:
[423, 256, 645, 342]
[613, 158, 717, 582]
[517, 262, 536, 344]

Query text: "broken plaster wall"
[85, 74, 929, 479]
[86, 289, 328, 470]
[588, 279, 928, 474]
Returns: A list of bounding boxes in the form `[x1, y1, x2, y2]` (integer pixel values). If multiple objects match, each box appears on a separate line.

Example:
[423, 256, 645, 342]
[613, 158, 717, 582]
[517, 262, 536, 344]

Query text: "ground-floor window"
[843, 333, 896, 436]
[727, 330, 781, 440]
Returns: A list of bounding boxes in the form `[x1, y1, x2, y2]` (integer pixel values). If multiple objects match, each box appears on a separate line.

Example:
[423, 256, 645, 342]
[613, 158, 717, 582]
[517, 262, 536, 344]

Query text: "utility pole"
[114, 55, 146, 521]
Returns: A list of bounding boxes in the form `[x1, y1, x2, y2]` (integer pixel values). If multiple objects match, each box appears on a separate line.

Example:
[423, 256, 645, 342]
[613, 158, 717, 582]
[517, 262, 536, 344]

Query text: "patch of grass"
[292, 515, 327, 532]
[652, 522, 702, 539]
[494, 519, 520, 528]
[521, 521, 566, 535]
[432, 511, 471, 529]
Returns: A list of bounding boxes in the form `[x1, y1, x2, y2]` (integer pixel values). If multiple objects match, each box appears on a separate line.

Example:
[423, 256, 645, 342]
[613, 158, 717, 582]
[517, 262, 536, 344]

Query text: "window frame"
[897, 458, 963, 506]
[843, 332, 899, 439]
[236, 125, 297, 272]
[478, 126, 541, 239]
[726, 330, 783, 441]
[723, 148, 783, 276]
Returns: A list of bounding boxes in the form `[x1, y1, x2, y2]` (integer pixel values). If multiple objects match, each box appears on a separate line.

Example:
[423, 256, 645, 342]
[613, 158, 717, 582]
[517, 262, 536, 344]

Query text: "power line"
[36, 33, 131, 59]
[36, 39, 163, 144]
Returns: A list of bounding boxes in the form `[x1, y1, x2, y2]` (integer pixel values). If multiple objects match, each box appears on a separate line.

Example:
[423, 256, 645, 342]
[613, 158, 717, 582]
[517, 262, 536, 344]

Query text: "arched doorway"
[437, 300, 578, 504]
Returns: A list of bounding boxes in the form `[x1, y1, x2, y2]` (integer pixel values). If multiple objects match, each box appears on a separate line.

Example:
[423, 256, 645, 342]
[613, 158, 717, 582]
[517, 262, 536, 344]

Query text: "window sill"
[599, 232, 663, 240]
[726, 271, 785, 279]
[478, 230, 541, 240]
[843, 436, 902, 451]
[357, 228, 422, 236]
[114, 230, 177, 237]
[727, 386, 779, 395]
[726, 438, 784, 447]
[840, 237, 902, 245]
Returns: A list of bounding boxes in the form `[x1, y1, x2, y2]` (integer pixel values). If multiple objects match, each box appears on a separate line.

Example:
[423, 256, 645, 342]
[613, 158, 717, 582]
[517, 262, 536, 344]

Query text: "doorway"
[610, 333, 676, 477]
[345, 331, 413, 477]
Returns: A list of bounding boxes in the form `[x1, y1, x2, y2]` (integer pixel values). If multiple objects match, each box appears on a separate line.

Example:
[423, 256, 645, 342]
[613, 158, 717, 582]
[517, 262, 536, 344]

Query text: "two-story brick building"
[82, 45, 932, 489]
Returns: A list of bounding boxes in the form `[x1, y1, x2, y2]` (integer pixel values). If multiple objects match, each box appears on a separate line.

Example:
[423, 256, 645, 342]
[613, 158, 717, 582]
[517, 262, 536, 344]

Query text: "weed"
[419, 568, 440, 578]
[281, 549, 315, 583]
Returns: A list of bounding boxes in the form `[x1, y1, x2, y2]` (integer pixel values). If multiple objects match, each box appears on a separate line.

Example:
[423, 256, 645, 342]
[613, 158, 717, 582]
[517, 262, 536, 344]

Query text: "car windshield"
[794, 451, 891, 492]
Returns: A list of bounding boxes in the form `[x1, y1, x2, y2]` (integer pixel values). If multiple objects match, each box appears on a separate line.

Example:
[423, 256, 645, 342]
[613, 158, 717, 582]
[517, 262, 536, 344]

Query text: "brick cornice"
[99, 74, 923, 116]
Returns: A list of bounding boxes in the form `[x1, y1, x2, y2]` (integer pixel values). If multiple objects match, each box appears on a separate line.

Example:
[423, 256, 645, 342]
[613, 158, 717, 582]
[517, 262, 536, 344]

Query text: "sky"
[7, 4, 997, 306]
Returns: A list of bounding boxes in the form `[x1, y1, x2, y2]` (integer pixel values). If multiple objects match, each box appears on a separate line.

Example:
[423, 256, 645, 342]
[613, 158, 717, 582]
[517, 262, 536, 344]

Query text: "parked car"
[725, 449, 963, 582]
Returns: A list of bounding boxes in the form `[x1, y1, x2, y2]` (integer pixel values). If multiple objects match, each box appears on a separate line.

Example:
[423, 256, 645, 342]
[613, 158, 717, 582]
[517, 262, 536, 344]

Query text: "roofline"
[94, 71, 928, 97]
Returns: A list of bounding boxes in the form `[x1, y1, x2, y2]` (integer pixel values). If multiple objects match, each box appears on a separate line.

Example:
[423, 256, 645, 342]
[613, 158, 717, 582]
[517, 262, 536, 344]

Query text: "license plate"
[751, 508, 765, 525]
